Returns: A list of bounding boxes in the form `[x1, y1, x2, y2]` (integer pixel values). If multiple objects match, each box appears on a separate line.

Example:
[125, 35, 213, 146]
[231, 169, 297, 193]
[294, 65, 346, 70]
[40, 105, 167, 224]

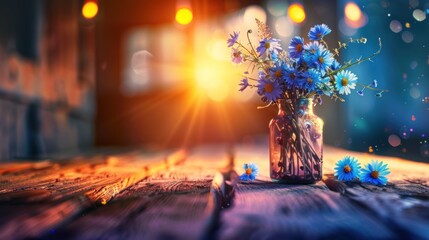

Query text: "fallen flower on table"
[334, 156, 361, 181]
[239, 163, 259, 181]
[360, 160, 390, 185]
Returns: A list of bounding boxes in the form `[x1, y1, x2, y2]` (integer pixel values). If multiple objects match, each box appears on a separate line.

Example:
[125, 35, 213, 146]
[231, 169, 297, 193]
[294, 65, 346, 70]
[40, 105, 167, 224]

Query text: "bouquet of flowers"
[227, 20, 382, 103]
[227, 20, 383, 183]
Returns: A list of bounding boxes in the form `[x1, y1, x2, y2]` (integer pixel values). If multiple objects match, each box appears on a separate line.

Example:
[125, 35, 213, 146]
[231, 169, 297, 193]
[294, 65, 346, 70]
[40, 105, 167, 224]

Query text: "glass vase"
[269, 98, 324, 183]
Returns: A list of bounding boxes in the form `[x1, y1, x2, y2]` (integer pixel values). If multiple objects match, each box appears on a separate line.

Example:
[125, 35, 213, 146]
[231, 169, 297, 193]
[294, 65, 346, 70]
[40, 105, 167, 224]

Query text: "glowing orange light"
[82, 1, 98, 19]
[195, 66, 229, 102]
[288, 4, 306, 23]
[176, 8, 193, 25]
[345, 2, 362, 22]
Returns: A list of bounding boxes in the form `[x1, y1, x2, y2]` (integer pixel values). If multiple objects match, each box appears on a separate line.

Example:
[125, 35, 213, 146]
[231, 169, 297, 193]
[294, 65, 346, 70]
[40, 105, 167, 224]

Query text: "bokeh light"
[131, 50, 153, 75]
[409, 87, 421, 99]
[288, 4, 306, 23]
[267, 0, 288, 17]
[244, 5, 267, 27]
[275, 16, 294, 37]
[399, 126, 411, 139]
[344, 2, 367, 28]
[345, 2, 361, 21]
[401, 31, 414, 43]
[176, 8, 193, 25]
[389, 20, 402, 33]
[388, 134, 401, 147]
[82, 1, 98, 19]
[413, 9, 426, 21]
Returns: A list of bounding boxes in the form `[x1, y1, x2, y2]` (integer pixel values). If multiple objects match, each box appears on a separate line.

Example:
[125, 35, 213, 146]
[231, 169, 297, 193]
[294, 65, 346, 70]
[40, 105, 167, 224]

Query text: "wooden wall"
[0, 0, 95, 161]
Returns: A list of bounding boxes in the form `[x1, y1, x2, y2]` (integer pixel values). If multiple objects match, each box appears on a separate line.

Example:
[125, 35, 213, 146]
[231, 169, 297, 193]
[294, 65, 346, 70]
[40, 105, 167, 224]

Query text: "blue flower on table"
[240, 163, 259, 181]
[334, 156, 361, 181]
[227, 31, 239, 48]
[288, 36, 304, 59]
[308, 24, 332, 41]
[335, 70, 357, 95]
[360, 160, 390, 185]
[256, 38, 282, 56]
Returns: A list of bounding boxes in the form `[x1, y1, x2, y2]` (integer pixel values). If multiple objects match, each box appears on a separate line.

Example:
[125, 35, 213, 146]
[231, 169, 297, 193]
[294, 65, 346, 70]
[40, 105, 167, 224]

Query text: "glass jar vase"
[269, 98, 324, 183]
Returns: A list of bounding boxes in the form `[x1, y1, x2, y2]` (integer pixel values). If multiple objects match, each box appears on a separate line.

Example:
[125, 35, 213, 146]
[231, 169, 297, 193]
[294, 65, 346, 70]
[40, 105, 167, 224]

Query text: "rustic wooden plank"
[0, 197, 89, 240]
[0, 149, 186, 239]
[0, 160, 53, 175]
[216, 144, 402, 239]
[322, 145, 429, 239]
[48, 145, 231, 240]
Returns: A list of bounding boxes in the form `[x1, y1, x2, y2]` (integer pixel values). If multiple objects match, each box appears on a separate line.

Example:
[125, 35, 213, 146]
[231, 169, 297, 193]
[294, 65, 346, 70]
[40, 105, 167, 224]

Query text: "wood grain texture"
[48, 145, 231, 240]
[0, 143, 428, 239]
[219, 144, 389, 238]
[0, 149, 186, 240]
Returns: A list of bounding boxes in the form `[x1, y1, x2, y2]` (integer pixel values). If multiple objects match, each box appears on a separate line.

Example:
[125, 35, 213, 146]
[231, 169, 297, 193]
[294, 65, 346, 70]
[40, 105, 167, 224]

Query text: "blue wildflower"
[357, 90, 364, 96]
[239, 163, 259, 181]
[256, 38, 282, 56]
[284, 65, 303, 89]
[257, 76, 283, 102]
[302, 69, 321, 92]
[313, 47, 334, 73]
[238, 78, 249, 92]
[335, 70, 357, 95]
[304, 41, 321, 55]
[227, 31, 239, 48]
[334, 156, 361, 181]
[303, 41, 323, 66]
[288, 36, 304, 59]
[308, 24, 332, 41]
[360, 160, 390, 185]
[372, 79, 378, 88]
[269, 64, 286, 81]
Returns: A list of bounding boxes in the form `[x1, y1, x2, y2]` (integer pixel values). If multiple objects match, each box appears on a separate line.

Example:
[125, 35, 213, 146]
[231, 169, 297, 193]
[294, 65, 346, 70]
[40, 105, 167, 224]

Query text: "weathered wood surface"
[0, 143, 428, 240]
[49, 145, 232, 240]
[0, 149, 186, 239]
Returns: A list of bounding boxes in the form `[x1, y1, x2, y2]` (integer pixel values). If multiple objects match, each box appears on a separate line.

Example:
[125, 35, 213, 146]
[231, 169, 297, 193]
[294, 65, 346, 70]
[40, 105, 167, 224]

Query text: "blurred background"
[0, 0, 428, 162]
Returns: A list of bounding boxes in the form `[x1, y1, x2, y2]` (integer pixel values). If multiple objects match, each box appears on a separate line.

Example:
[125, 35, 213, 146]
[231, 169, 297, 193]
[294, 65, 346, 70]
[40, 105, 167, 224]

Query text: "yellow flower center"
[296, 43, 302, 52]
[318, 56, 324, 63]
[245, 168, 253, 175]
[370, 171, 379, 179]
[307, 78, 313, 83]
[275, 70, 282, 78]
[265, 42, 271, 49]
[264, 83, 274, 93]
[341, 77, 348, 86]
[343, 165, 351, 173]
[317, 33, 322, 38]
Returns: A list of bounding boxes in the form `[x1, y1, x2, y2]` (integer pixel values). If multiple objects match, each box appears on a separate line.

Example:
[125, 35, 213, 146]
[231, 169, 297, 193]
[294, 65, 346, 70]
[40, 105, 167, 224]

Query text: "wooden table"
[0, 143, 429, 240]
